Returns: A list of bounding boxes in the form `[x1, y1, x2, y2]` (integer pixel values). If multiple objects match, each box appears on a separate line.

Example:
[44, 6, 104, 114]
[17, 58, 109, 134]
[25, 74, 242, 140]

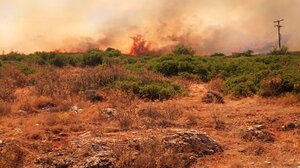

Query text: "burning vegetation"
[129, 35, 152, 56]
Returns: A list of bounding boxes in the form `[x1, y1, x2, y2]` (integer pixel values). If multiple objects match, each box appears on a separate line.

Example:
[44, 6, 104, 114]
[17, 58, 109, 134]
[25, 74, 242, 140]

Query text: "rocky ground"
[0, 83, 300, 168]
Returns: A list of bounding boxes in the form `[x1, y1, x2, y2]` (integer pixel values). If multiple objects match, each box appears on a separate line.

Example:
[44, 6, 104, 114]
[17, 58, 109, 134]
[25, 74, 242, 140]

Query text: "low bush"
[105, 48, 122, 57]
[0, 82, 16, 101]
[270, 46, 288, 55]
[172, 44, 195, 55]
[223, 76, 258, 97]
[116, 80, 181, 100]
[150, 54, 300, 97]
[154, 61, 179, 76]
[82, 51, 103, 66]
[0, 52, 24, 62]
[260, 76, 293, 96]
[98, 64, 131, 87]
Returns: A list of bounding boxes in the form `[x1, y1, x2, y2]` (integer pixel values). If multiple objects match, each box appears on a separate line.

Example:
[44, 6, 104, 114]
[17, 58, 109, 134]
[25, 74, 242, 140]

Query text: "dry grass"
[0, 66, 29, 87]
[210, 103, 226, 130]
[139, 69, 165, 82]
[208, 77, 224, 92]
[0, 80, 16, 102]
[276, 93, 300, 105]
[34, 69, 71, 97]
[43, 111, 79, 126]
[259, 93, 300, 106]
[0, 102, 11, 116]
[98, 64, 131, 87]
[44, 113, 58, 126]
[137, 102, 185, 129]
[117, 111, 136, 131]
[185, 114, 198, 127]
[19, 98, 36, 113]
[105, 88, 141, 130]
[30, 96, 72, 112]
[114, 137, 186, 168]
[71, 67, 100, 93]
[0, 66, 31, 101]
[0, 143, 25, 168]
[57, 112, 71, 125]
[0, 64, 299, 167]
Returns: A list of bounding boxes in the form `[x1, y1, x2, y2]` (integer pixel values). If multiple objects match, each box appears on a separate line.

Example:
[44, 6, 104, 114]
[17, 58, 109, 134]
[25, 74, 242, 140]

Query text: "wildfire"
[53, 48, 68, 53]
[129, 35, 151, 56]
[53, 48, 90, 53]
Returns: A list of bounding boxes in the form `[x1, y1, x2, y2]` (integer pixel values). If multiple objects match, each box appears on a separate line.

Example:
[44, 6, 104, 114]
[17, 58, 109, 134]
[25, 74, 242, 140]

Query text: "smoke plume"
[0, 0, 299, 54]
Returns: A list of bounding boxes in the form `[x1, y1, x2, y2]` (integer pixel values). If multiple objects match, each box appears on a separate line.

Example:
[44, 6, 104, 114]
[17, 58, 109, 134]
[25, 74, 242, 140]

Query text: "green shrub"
[223, 76, 258, 97]
[139, 82, 180, 100]
[260, 76, 293, 96]
[50, 55, 67, 67]
[115, 80, 181, 100]
[178, 72, 199, 80]
[211, 53, 225, 57]
[0, 52, 24, 62]
[105, 48, 122, 57]
[154, 61, 179, 76]
[19, 65, 35, 75]
[82, 51, 103, 66]
[172, 44, 195, 55]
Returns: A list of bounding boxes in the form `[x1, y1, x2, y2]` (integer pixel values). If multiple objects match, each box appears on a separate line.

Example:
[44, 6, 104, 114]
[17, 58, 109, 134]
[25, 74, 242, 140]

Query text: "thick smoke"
[0, 0, 299, 54]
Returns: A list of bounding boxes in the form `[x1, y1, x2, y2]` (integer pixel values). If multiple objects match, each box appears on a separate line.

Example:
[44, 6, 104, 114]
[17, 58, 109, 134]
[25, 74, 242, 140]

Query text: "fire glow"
[129, 35, 152, 56]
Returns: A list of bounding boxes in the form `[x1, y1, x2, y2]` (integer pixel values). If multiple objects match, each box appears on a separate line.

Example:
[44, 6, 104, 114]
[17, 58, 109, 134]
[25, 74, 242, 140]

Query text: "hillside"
[0, 51, 300, 168]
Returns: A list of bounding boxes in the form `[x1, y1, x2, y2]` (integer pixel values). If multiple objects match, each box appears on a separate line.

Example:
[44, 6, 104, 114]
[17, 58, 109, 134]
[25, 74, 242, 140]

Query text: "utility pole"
[274, 19, 284, 48]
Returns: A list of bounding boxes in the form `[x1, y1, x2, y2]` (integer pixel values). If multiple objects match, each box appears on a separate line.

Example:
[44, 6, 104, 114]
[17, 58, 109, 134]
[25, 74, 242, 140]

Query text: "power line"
[274, 19, 284, 48]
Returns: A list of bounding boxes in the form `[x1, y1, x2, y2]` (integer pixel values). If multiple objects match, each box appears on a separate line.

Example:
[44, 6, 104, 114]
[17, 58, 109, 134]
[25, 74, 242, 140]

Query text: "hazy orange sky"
[0, 0, 299, 54]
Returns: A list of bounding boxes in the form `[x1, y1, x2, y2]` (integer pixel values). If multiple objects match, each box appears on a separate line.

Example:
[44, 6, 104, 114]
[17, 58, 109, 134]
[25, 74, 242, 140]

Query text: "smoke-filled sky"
[0, 0, 299, 54]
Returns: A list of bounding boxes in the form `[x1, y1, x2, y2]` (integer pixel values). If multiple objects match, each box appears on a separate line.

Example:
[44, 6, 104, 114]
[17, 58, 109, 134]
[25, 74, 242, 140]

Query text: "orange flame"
[129, 35, 151, 56]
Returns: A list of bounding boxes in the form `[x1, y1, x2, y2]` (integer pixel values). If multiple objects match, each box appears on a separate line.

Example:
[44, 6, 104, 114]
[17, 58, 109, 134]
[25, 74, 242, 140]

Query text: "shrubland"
[0, 47, 299, 101]
[149, 53, 300, 97]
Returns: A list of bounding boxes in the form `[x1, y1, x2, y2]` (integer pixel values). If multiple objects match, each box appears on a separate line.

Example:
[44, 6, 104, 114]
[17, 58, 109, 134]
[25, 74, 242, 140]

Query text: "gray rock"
[280, 121, 300, 131]
[101, 108, 117, 118]
[35, 133, 115, 168]
[163, 130, 223, 157]
[242, 126, 275, 143]
[84, 152, 115, 168]
[71, 105, 83, 113]
[18, 110, 28, 116]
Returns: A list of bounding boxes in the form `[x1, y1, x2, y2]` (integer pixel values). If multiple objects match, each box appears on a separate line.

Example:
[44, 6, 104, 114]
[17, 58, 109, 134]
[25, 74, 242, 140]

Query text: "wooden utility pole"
[274, 19, 284, 48]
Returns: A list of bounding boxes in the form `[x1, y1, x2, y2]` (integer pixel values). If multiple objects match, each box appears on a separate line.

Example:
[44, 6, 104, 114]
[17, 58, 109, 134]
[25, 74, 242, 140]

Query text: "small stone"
[264, 161, 271, 164]
[18, 110, 28, 116]
[71, 105, 83, 113]
[254, 124, 265, 130]
[280, 122, 299, 131]
[102, 108, 117, 118]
